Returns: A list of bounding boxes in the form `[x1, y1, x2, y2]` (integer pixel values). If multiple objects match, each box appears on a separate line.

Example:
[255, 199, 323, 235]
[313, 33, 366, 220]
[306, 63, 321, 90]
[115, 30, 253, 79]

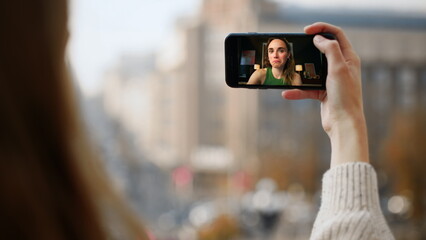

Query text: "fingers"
[313, 35, 346, 69]
[282, 89, 324, 100]
[304, 22, 356, 61]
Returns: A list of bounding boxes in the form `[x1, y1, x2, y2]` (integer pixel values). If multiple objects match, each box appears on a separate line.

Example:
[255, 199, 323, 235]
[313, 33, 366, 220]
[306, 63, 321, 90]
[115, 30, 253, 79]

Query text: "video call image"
[238, 36, 324, 87]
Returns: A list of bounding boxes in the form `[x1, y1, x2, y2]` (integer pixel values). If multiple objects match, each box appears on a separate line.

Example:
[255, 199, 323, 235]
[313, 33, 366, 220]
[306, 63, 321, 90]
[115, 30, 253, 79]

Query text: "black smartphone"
[225, 33, 333, 89]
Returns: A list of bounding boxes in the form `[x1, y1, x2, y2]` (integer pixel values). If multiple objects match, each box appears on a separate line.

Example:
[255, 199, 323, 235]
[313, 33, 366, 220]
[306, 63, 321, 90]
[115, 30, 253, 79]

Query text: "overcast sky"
[68, 0, 201, 96]
[68, 0, 426, 96]
[274, 0, 426, 12]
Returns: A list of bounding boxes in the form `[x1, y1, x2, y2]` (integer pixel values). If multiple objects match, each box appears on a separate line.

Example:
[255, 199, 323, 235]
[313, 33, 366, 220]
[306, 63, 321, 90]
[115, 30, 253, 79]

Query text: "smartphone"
[225, 33, 333, 89]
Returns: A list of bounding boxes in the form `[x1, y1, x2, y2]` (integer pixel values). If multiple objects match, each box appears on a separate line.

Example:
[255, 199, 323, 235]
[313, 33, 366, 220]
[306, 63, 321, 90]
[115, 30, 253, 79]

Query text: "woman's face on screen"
[268, 39, 289, 68]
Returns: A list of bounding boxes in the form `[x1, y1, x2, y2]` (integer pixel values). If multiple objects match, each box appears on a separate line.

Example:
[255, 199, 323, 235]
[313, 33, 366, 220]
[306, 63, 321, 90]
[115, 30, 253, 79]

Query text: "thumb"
[313, 35, 345, 67]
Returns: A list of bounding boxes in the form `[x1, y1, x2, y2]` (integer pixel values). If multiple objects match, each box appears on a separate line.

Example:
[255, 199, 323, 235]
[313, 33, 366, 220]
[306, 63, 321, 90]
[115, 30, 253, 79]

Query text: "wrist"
[327, 115, 369, 168]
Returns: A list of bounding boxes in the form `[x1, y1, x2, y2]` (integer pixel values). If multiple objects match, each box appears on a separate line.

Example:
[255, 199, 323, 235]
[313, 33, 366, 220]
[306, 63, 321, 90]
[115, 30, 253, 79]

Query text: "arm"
[282, 22, 394, 240]
[284, 23, 367, 167]
[247, 69, 265, 85]
[292, 72, 302, 86]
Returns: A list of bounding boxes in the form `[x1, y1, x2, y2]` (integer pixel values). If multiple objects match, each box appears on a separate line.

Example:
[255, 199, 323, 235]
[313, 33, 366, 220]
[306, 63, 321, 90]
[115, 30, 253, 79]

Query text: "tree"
[382, 108, 426, 224]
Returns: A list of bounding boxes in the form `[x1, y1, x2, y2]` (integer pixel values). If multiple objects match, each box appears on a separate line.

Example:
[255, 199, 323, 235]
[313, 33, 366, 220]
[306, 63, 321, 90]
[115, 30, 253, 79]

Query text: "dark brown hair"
[263, 38, 296, 85]
[0, 0, 147, 239]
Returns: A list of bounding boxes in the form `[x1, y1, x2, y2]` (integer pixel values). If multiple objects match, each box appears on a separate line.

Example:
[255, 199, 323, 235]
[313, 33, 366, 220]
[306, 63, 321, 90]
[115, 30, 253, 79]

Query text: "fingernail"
[314, 35, 324, 43]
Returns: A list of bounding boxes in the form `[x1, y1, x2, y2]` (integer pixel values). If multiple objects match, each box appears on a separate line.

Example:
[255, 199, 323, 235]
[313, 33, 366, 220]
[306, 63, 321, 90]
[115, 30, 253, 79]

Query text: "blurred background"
[68, 0, 426, 239]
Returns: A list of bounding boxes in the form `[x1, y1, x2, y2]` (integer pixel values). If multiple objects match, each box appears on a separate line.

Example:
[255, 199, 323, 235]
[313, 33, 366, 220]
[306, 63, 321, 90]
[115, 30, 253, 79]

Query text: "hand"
[282, 22, 369, 167]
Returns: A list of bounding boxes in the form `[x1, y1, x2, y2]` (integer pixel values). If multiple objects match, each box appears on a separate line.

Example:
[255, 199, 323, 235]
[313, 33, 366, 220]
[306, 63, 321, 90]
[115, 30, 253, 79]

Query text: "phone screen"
[225, 33, 331, 89]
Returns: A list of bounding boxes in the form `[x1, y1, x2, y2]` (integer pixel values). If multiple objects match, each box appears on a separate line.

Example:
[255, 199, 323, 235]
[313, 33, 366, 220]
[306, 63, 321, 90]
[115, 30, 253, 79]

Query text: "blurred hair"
[0, 0, 148, 239]
[263, 38, 296, 85]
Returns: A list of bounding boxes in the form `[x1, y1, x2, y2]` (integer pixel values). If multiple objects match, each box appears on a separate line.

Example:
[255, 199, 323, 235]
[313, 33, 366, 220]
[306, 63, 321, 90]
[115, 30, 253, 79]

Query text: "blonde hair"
[0, 1, 148, 239]
[264, 38, 297, 85]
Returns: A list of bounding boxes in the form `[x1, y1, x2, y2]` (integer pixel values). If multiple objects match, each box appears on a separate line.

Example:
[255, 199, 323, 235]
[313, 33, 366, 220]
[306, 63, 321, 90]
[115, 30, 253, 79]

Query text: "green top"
[263, 67, 289, 85]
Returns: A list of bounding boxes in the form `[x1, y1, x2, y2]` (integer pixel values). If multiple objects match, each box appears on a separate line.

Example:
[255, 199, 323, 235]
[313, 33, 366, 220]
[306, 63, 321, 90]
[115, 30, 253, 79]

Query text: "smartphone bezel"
[225, 32, 332, 90]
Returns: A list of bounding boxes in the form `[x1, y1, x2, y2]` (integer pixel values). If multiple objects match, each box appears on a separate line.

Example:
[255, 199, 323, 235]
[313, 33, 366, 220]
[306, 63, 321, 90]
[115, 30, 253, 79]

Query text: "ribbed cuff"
[321, 162, 381, 213]
[311, 162, 394, 240]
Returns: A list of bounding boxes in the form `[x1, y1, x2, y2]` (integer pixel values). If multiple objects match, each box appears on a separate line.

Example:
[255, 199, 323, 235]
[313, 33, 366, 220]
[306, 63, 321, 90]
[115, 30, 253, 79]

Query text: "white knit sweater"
[310, 162, 395, 240]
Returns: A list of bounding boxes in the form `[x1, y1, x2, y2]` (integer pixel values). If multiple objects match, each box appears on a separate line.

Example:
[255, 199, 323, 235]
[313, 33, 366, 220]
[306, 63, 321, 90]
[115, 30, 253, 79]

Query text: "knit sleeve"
[310, 162, 394, 240]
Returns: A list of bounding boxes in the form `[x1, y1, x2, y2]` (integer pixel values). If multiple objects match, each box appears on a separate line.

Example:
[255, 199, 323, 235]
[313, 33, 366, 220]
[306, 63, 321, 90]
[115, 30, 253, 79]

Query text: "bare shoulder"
[292, 72, 302, 86]
[248, 68, 267, 85]
[254, 68, 267, 77]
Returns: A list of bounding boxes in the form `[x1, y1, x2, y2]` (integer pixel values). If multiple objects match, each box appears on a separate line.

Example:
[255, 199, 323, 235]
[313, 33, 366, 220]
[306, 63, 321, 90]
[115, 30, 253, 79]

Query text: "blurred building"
[99, 0, 426, 198]
[201, 0, 426, 193]
[82, 84, 175, 225]
[95, 0, 426, 238]
[100, 0, 426, 209]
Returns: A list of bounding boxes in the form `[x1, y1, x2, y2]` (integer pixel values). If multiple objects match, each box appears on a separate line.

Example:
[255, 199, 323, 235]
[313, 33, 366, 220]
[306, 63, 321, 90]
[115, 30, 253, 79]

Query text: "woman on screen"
[247, 38, 302, 86]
